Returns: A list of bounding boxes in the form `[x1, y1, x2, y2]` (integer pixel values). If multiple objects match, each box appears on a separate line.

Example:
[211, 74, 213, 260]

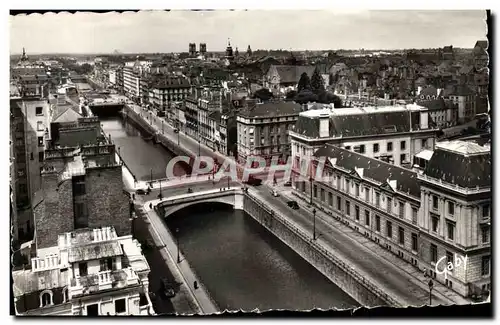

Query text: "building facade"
[237, 101, 302, 165]
[13, 226, 154, 315]
[294, 139, 490, 300]
[289, 104, 439, 169]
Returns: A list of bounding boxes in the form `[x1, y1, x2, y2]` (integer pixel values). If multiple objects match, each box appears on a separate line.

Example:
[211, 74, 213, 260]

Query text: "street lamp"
[309, 176, 314, 205]
[162, 120, 164, 134]
[158, 179, 163, 200]
[150, 168, 153, 188]
[312, 208, 317, 240]
[176, 228, 181, 263]
[428, 279, 434, 305]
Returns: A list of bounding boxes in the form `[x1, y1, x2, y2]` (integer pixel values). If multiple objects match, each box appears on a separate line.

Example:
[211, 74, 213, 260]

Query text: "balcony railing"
[69, 267, 139, 298]
[31, 254, 59, 272]
[418, 174, 490, 195]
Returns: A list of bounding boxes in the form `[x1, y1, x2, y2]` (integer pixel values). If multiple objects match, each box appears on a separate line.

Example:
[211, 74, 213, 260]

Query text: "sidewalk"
[273, 184, 472, 306]
[142, 199, 220, 315]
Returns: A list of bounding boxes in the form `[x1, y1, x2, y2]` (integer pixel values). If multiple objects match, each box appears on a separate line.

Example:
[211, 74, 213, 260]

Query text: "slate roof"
[270, 65, 316, 84]
[151, 77, 190, 89]
[416, 99, 450, 111]
[423, 141, 491, 189]
[68, 241, 123, 263]
[53, 107, 82, 123]
[294, 108, 425, 139]
[238, 101, 302, 118]
[313, 144, 421, 198]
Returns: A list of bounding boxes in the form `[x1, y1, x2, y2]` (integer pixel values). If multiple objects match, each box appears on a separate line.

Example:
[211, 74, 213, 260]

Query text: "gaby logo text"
[435, 253, 468, 281]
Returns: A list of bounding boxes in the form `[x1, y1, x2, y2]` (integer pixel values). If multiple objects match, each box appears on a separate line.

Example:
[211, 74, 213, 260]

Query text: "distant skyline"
[10, 10, 488, 54]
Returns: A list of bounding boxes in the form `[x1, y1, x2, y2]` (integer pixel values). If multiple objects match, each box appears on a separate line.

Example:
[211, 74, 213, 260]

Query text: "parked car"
[173, 129, 179, 133]
[270, 189, 279, 197]
[283, 181, 292, 187]
[161, 279, 176, 298]
[287, 200, 299, 210]
[136, 189, 147, 195]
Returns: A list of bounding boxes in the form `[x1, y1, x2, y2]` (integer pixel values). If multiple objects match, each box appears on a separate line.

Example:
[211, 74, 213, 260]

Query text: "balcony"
[69, 267, 139, 298]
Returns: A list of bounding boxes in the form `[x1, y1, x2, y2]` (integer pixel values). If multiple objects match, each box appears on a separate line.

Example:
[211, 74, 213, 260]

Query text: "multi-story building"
[122, 65, 141, 101]
[472, 40, 489, 70]
[148, 77, 191, 114]
[448, 86, 477, 123]
[289, 104, 439, 169]
[116, 66, 124, 94]
[13, 226, 154, 315]
[237, 101, 302, 165]
[208, 110, 221, 151]
[297, 139, 490, 300]
[10, 97, 52, 242]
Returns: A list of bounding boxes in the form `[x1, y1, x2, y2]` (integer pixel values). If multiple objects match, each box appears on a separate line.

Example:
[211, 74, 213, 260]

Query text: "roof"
[13, 268, 68, 297]
[416, 99, 449, 111]
[53, 107, 82, 123]
[151, 77, 190, 89]
[450, 85, 475, 97]
[313, 144, 421, 198]
[474, 40, 488, 50]
[238, 101, 302, 118]
[415, 149, 434, 161]
[68, 241, 123, 263]
[423, 140, 491, 188]
[208, 110, 221, 122]
[269, 65, 316, 84]
[295, 105, 429, 138]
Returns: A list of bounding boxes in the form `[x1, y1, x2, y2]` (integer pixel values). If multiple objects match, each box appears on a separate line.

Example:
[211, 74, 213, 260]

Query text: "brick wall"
[86, 166, 130, 236]
[35, 173, 74, 249]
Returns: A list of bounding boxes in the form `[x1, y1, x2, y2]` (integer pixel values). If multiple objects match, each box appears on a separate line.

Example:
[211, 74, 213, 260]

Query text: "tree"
[252, 88, 273, 101]
[285, 90, 297, 100]
[310, 68, 325, 94]
[297, 72, 311, 93]
[294, 89, 318, 105]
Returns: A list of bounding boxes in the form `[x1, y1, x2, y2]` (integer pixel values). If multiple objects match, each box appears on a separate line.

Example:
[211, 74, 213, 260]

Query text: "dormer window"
[40, 290, 53, 307]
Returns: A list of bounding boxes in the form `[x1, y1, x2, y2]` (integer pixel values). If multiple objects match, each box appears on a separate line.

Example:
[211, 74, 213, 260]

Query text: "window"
[359, 145, 365, 154]
[345, 146, 351, 151]
[37, 136, 44, 147]
[446, 221, 455, 240]
[365, 210, 370, 226]
[346, 201, 351, 216]
[400, 154, 406, 164]
[115, 298, 126, 313]
[387, 142, 393, 151]
[399, 227, 405, 245]
[355, 184, 360, 197]
[100, 258, 114, 271]
[35, 106, 43, 115]
[30, 152, 34, 160]
[79, 262, 88, 276]
[313, 185, 317, 198]
[40, 290, 52, 307]
[375, 192, 380, 207]
[399, 201, 405, 218]
[373, 143, 379, 153]
[387, 197, 392, 213]
[482, 204, 490, 219]
[481, 256, 490, 276]
[412, 207, 418, 224]
[87, 304, 99, 316]
[386, 221, 393, 238]
[328, 192, 333, 206]
[432, 195, 439, 210]
[375, 216, 381, 232]
[430, 244, 438, 263]
[364, 187, 369, 201]
[431, 214, 439, 232]
[411, 233, 418, 251]
[446, 251, 453, 265]
[320, 188, 325, 202]
[355, 206, 360, 221]
[345, 179, 350, 192]
[39, 151, 44, 162]
[481, 227, 489, 244]
[400, 141, 406, 150]
[448, 202, 455, 216]
[37, 121, 44, 131]
[336, 196, 341, 210]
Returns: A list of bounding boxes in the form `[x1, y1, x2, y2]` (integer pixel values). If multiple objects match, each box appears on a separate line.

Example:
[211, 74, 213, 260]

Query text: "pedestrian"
[194, 281, 198, 290]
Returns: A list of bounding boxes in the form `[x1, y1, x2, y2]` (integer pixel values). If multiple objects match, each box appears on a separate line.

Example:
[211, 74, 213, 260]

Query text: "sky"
[9, 10, 488, 54]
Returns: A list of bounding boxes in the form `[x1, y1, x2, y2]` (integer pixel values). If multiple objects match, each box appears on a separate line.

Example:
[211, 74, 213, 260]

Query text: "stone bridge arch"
[157, 190, 244, 219]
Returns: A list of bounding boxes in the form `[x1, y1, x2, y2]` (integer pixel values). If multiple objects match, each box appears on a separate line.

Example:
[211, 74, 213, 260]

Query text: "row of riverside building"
[10, 51, 155, 315]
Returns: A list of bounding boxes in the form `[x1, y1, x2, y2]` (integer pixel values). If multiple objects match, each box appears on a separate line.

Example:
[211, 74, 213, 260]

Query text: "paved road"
[248, 185, 468, 307]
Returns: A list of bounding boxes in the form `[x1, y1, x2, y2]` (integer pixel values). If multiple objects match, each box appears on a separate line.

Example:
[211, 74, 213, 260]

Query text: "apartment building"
[295, 139, 490, 299]
[237, 101, 302, 165]
[289, 104, 439, 169]
[13, 226, 154, 315]
[10, 97, 52, 242]
[148, 77, 191, 113]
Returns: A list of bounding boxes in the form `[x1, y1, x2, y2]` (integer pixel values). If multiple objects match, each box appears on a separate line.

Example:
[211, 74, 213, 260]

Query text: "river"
[101, 115, 359, 311]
